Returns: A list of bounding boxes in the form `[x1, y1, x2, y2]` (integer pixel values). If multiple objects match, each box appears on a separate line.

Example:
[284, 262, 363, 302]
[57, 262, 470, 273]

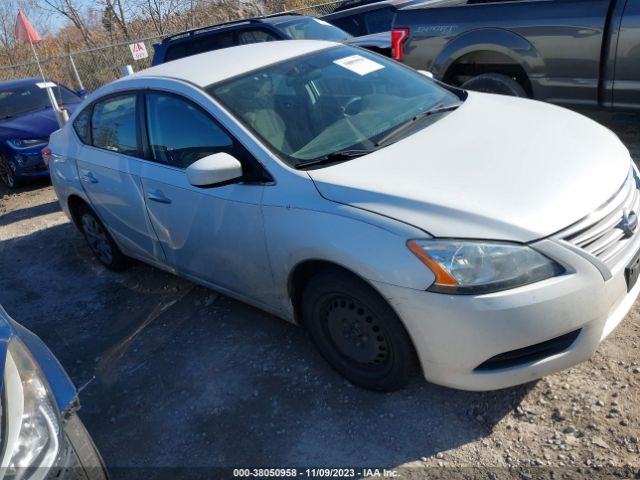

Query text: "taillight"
[41, 147, 52, 166]
[392, 28, 410, 61]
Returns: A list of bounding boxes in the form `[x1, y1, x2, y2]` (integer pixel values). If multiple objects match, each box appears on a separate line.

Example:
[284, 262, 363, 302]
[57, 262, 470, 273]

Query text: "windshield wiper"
[294, 149, 374, 170]
[375, 103, 462, 147]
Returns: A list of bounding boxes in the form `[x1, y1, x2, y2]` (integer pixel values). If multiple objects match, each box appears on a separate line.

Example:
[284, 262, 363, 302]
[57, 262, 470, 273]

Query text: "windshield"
[208, 46, 461, 167]
[0, 83, 81, 120]
[273, 18, 351, 41]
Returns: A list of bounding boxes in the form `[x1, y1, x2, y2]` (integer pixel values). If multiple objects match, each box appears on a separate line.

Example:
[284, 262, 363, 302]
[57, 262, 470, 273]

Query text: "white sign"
[36, 81, 57, 89]
[129, 42, 148, 61]
[333, 55, 384, 76]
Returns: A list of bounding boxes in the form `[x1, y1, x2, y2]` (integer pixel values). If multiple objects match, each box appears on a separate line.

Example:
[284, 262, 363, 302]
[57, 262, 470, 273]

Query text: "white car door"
[76, 93, 164, 263]
[136, 91, 274, 302]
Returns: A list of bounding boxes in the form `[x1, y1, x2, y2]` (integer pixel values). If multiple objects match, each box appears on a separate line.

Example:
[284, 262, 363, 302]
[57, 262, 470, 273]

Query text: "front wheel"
[302, 270, 418, 391]
[77, 205, 129, 271]
[0, 155, 19, 189]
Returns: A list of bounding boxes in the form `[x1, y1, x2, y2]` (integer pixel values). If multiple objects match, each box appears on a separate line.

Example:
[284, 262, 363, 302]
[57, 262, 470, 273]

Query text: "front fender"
[263, 202, 436, 320]
[0, 306, 77, 413]
[9, 320, 77, 412]
[433, 28, 544, 80]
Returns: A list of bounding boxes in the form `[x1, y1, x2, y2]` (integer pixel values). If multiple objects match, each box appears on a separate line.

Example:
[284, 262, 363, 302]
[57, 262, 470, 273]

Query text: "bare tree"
[99, 0, 130, 39]
[0, 0, 48, 68]
[42, 0, 97, 48]
[142, 0, 182, 36]
[0, 1, 18, 67]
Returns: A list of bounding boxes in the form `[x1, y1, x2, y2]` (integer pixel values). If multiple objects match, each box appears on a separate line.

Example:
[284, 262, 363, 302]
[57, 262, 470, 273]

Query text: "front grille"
[474, 329, 581, 371]
[557, 169, 640, 265]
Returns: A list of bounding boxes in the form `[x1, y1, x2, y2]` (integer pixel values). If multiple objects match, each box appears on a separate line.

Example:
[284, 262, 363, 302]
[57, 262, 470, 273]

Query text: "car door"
[76, 93, 164, 263]
[136, 91, 274, 302]
[613, 0, 640, 110]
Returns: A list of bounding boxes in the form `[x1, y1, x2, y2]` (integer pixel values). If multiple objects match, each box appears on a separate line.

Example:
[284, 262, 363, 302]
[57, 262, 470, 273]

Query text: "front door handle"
[147, 191, 172, 204]
[80, 172, 98, 184]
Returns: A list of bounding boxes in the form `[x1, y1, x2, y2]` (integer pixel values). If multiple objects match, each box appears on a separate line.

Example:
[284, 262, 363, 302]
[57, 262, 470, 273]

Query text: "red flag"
[15, 10, 41, 44]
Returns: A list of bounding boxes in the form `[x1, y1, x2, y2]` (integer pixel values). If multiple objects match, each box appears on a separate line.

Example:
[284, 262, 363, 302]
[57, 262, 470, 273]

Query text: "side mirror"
[76, 88, 88, 97]
[418, 70, 435, 79]
[186, 153, 243, 187]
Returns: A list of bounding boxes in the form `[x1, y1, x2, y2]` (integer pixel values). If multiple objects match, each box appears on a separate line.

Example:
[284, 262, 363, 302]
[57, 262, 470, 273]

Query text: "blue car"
[0, 305, 108, 478]
[0, 78, 83, 188]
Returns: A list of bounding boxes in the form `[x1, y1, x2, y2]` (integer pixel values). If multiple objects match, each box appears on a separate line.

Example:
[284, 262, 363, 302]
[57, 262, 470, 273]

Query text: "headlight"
[1, 337, 62, 478]
[408, 239, 564, 294]
[6, 139, 48, 150]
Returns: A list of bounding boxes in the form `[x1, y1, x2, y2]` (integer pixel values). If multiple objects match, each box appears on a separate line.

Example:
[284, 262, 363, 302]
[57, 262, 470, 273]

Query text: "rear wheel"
[77, 205, 129, 271]
[0, 155, 19, 189]
[302, 270, 418, 391]
[461, 73, 528, 97]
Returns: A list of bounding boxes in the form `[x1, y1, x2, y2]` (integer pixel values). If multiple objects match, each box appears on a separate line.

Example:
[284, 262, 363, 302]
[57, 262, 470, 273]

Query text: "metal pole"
[68, 53, 84, 91]
[121, 65, 134, 77]
[28, 37, 66, 127]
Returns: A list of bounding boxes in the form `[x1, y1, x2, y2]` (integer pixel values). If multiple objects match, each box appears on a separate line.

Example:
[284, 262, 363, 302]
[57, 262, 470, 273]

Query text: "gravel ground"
[0, 111, 639, 479]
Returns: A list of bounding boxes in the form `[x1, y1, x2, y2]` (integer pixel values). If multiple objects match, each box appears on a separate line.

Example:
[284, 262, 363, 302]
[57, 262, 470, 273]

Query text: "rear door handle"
[147, 191, 172, 204]
[80, 172, 98, 184]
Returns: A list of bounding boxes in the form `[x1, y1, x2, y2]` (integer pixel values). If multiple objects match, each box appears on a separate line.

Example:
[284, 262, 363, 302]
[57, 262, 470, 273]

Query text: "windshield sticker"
[333, 55, 385, 76]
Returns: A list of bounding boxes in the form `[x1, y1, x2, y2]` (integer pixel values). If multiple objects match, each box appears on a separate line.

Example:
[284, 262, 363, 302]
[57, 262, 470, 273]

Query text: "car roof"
[128, 40, 337, 88]
[0, 77, 56, 89]
[323, 0, 418, 15]
[158, 14, 305, 44]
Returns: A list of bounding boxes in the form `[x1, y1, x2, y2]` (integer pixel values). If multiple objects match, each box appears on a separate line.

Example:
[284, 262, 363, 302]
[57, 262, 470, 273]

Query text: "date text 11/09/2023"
[232, 468, 400, 478]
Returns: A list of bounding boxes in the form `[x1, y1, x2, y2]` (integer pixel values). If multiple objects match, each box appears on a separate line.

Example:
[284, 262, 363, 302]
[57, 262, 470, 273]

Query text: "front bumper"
[373, 237, 640, 391]
[7, 148, 49, 180]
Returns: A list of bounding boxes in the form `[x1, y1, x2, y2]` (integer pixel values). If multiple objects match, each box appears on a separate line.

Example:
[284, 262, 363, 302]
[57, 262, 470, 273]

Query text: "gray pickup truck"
[392, 0, 640, 111]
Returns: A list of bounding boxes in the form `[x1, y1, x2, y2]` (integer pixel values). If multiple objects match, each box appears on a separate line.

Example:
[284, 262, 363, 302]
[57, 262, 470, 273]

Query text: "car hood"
[0, 104, 78, 138]
[307, 92, 631, 242]
[345, 31, 391, 50]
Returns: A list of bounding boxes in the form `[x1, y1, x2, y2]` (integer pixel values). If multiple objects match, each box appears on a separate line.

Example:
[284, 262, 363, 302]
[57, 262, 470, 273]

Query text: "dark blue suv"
[152, 13, 390, 65]
[0, 78, 82, 188]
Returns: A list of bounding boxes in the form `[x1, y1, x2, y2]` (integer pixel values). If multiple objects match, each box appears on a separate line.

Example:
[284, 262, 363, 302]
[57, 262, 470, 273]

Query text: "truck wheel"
[462, 73, 528, 97]
[302, 269, 419, 391]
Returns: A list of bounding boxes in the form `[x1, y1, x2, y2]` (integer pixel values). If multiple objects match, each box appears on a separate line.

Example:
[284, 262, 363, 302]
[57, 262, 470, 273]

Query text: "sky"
[35, 0, 100, 35]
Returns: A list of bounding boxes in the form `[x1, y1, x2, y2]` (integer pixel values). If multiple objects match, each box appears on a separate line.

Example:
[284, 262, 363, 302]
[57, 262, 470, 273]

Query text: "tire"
[461, 73, 528, 97]
[0, 154, 20, 189]
[302, 270, 419, 391]
[77, 204, 129, 271]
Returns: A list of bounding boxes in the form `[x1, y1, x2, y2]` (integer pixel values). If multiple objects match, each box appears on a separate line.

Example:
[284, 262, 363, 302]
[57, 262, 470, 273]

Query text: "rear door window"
[90, 95, 138, 156]
[73, 108, 91, 144]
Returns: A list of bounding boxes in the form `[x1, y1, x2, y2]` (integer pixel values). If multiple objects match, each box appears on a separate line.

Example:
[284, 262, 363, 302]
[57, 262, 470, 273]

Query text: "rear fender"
[434, 28, 543, 80]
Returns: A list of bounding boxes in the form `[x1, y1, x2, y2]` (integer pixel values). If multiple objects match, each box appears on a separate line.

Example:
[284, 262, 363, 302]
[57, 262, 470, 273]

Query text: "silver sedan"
[48, 40, 639, 391]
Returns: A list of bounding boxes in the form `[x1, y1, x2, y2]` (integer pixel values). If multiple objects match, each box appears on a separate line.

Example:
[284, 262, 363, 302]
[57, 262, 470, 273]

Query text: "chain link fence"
[0, 0, 345, 93]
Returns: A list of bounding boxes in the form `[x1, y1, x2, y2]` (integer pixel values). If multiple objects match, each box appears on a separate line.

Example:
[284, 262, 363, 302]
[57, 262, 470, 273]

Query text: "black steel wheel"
[302, 269, 418, 391]
[77, 204, 129, 271]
